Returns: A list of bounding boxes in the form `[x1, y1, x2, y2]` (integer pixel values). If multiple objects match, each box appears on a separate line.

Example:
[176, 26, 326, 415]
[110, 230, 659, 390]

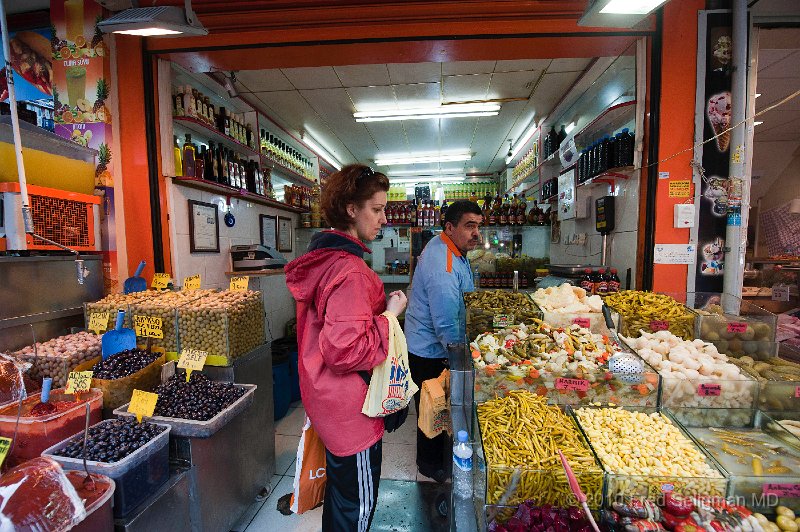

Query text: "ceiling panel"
[237, 69, 294, 92]
[471, 100, 530, 169]
[758, 48, 796, 70]
[756, 76, 800, 112]
[401, 119, 440, 154]
[529, 70, 584, 118]
[387, 62, 441, 84]
[495, 59, 552, 73]
[297, 88, 372, 161]
[253, 90, 313, 133]
[754, 110, 800, 141]
[281, 66, 342, 89]
[547, 58, 593, 73]
[439, 116, 478, 153]
[365, 122, 411, 157]
[346, 85, 396, 112]
[442, 60, 497, 76]
[392, 82, 441, 107]
[757, 50, 800, 79]
[333, 64, 392, 88]
[442, 74, 492, 103]
[487, 70, 542, 100]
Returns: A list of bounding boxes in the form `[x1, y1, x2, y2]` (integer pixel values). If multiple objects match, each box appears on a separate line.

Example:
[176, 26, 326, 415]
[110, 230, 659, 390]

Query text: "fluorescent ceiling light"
[755, 93, 762, 98]
[389, 176, 465, 185]
[600, 0, 669, 14]
[354, 103, 500, 123]
[302, 133, 342, 170]
[754, 121, 764, 126]
[375, 151, 472, 166]
[565, 122, 577, 134]
[506, 118, 538, 164]
[387, 168, 463, 176]
[98, 1, 208, 37]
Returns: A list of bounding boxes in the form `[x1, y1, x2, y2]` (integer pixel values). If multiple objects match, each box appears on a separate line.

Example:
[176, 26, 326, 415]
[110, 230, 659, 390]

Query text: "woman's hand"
[386, 290, 408, 317]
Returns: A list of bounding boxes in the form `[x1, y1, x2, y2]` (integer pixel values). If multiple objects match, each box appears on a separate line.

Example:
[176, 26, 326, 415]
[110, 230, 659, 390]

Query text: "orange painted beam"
[651, 0, 704, 293]
[115, 35, 157, 282]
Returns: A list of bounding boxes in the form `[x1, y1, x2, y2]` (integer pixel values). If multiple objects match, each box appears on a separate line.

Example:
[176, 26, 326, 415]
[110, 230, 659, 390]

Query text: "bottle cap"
[599, 268, 606, 273]
[457, 430, 469, 443]
[622, 128, 629, 133]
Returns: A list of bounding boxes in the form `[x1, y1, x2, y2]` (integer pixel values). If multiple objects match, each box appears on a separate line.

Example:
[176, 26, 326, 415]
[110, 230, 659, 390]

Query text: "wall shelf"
[262, 157, 316, 188]
[170, 176, 308, 213]
[174, 116, 260, 158]
[573, 100, 635, 145]
[508, 152, 560, 193]
[576, 165, 634, 192]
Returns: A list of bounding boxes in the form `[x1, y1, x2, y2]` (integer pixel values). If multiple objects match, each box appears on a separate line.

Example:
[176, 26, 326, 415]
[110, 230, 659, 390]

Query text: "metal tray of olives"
[113, 383, 256, 438]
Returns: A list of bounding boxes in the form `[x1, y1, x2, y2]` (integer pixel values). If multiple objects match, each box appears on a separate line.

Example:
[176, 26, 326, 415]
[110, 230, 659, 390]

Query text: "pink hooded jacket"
[284, 230, 389, 457]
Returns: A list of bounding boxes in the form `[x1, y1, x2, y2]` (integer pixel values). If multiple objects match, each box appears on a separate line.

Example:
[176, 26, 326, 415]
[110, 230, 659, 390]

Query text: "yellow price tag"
[88, 312, 110, 334]
[177, 348, 208, 381]
[0, 437, 11, 468]
[65, 371, 93, 394]
[129, 389, 159, 423]
[152, 273, 170, 289]
[229, 276, 249, 291]
[183, 274, 201, 291]
[134, 315, 164, 339]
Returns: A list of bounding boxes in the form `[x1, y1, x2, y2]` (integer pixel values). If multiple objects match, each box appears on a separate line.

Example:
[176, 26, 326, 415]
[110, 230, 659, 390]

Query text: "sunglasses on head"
[358, 166, 375, 181]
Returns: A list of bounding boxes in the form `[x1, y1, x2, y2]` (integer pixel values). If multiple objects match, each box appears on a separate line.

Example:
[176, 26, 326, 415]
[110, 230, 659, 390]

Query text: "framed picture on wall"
[277, 216, 293, 253]
[188, 200, 220, 253]
[260, 214, 277, 249]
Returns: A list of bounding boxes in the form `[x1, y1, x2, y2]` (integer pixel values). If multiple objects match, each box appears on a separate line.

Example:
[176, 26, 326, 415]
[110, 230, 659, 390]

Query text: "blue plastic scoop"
[101, 310, 136, 360]
[123, 260, 147, 294]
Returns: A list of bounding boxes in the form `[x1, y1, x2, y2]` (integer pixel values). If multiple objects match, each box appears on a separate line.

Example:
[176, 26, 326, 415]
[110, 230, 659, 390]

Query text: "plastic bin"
[43, 419, 171, 518]
[129, 290, 214, 355]
[66, 471, 115, 532]
[273, 363, 291, 421]
[113, 384, 256, 438]
[14, 331, 102, 387]
[272, 338, 300, 402]
[0, 388, 103, 467]
[605, 291, 695, 340]
[72, 353, 165, 413]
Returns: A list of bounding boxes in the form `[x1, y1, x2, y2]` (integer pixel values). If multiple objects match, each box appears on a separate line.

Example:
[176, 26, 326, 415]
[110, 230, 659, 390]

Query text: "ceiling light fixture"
[753, 121, 763, 126]
[387, 168, 464, 176]
[97, 0, 208, 36]
[302, 133, 342, 170]
[375, 151, 473, 166]
[565, 122, 577, 134]
[755, 93, 762, 98]
[388, 176, 465, 185]
[578, 0, 670, 28]
[354, 103, 500, 123]
[506, 118, 538, 164]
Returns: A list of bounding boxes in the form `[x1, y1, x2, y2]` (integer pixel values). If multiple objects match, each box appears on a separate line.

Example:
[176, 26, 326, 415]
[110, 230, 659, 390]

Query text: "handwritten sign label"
[773, 285, 791, 302]
[493, 314, 515, 329]
[152, 273, 170, 289]
[698, 383, 722, 396]
[129, 389, 159, 423]
[572, 317, 591, 329]
[134, 315, 163, 339]
[229, 276, 249, 291]
[88, 312, 110, 334]
[65, 371, 93, 395]
[727, 322, 747, 334]
[177, 348, 207, 381]
[763, 483, 800, 498]
[0, 438, 11, 468]
[555, 378, 590, 392]
[650, 320, 670, 332]
[183, 274, 201, 291]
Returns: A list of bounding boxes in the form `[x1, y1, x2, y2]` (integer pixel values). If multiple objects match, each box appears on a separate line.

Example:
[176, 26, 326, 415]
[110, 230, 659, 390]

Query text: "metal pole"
[722, 0, 749, 298]
[0, 0, 33, 234]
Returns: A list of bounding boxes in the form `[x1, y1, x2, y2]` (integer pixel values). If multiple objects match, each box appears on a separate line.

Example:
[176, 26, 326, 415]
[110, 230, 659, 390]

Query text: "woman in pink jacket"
[285, 164, 407, 532]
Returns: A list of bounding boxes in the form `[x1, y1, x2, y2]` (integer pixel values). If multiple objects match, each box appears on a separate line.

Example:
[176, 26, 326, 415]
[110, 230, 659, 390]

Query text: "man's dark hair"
[443, 199, 483, 227]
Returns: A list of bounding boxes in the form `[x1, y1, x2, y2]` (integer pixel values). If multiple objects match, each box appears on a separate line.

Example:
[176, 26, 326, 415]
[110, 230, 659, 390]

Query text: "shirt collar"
[440, 232, 462, 258]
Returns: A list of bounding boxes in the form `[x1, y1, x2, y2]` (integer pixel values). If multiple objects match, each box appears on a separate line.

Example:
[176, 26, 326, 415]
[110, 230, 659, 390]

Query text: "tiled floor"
[233, 401, 446, 531]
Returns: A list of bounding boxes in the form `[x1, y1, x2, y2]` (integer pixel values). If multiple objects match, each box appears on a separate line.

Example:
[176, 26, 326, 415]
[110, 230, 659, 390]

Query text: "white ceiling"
[751, 28, 800, 200]
[233, 59, 592, 176]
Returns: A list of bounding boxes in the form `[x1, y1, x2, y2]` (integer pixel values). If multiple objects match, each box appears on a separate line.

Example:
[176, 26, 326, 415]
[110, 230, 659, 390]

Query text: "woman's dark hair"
[321, 164, 390, 230]
[444, 199, 483, 227]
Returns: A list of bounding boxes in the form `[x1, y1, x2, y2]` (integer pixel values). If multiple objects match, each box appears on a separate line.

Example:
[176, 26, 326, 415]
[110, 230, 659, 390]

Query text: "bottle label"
[595, 281, 609, 295]
[580, 280, 594, 293]
[609, 281, 621, 293]
[453, 454, 472, 472]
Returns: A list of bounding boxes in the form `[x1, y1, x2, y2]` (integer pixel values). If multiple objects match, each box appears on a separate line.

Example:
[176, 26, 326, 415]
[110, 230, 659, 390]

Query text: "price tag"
[572, 317, 591, 329]
[794, 386, 800, 399]
[88, 312, 110, 334]
[129, 389, 159, 423]
[177, 348, 207, 381]
[229, 276, 249, 291]
[0, 437, 11, 468]
[134, 315, 163, 339]
[183, 274, 201, 291]
[773, 285, 791, 302]
[152, 273, 170, 289]
[555, 378, 590, 392]
[763, 483, 800, 498]
[65, 371, 93, 395]
[698, 383, 722, 396]
[727, 322, 747, 334]
[650, 320, 670, 331]
[493, 314, 515, 329]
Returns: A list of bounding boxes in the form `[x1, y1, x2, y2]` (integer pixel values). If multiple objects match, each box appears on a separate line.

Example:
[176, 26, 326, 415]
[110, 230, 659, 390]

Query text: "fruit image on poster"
[55, 123, 112, 186]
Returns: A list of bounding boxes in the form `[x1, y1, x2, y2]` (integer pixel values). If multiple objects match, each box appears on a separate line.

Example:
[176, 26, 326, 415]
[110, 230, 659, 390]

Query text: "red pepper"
[708, 520, 725, 532]
[674, 517, 700, 532]
[663, 493, 694, 517]
[661, 511, 684, 530]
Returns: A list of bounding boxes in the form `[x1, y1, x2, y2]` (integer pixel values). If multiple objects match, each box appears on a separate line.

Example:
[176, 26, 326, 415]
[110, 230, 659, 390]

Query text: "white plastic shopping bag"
[362, 312, 418, 417]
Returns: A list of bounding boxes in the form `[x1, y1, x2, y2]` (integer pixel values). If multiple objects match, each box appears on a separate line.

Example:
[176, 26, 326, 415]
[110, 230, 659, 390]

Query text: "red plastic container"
[67, 471, 115, 532]
[0, 388, 102, 467]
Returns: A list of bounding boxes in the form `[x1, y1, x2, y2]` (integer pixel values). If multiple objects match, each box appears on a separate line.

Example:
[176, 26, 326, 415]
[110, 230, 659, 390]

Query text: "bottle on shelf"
[557, 125, 567, 149]
[416, 201, 424, 227]
[547, 126, 558, 158]
[434, 202, 441, 227]
[441, 200, 449, 226]
[219, 147, 228, 185]
[207, 142, 218, 182]
[173, 136, 182, 177]
[537, 202, 547, 225]
[619, 128, 634, 167]
[516, 194, 527, 226]
[182, 86, 195, 119]
[594, 268, 609, 295]
[608, 134, 618, 171]
[609, 268, 621, 293]
[453, 430, 473, 499]
[195, 145, 206, 180]
[598, 136, 609, 174]
[173, 89, 184, 117]
[580, 268, 594, 294]
[182, 134, 196, 178]
[499, 194, 509, 225]
[482, 191, 492, 226]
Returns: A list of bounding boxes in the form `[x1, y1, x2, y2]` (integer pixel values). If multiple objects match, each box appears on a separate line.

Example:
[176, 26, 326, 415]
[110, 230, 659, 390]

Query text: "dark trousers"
[408, 353, 451, 477]
[322, 441, 382, 532]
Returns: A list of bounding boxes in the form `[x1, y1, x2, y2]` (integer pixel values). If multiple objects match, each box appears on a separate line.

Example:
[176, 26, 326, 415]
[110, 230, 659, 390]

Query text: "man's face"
[445, 213, 483, 254]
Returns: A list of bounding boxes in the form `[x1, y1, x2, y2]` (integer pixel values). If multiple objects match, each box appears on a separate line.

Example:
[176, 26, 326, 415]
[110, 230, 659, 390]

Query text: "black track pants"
[322, 441, 382, 532]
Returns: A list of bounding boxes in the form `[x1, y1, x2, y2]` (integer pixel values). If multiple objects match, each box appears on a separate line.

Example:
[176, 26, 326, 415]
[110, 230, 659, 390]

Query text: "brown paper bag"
[418, 369, 451, 439]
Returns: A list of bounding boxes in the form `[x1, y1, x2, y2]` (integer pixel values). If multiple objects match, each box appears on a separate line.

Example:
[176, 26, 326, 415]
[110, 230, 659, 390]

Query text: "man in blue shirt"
[405, 199, 482, 482]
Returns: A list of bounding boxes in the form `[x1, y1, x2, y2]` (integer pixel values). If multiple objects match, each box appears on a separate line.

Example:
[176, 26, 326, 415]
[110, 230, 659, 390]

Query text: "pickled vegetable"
[604, 291, 694, 340]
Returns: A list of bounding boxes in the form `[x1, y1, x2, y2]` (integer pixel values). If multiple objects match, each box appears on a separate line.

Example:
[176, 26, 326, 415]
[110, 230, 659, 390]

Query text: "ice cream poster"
[0, 28, 54, 105]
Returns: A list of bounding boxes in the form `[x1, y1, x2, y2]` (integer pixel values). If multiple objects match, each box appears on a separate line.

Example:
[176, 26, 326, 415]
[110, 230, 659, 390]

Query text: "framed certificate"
[277, 216, 293, 253]
[260, 214, 277, 249]
[188, 200, 220, 253]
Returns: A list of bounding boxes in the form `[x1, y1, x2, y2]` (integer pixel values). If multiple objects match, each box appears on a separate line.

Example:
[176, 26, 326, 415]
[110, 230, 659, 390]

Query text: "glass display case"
[465, 290, 542, 342]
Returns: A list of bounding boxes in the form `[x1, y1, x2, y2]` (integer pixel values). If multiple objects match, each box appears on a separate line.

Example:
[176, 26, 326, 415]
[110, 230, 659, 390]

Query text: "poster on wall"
[0, 28, 54, 129]
[694, 11, 733, 291]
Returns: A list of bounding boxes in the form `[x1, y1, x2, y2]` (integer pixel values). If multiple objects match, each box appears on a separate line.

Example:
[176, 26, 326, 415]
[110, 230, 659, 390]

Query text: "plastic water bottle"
[453, 430, 473, 498]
